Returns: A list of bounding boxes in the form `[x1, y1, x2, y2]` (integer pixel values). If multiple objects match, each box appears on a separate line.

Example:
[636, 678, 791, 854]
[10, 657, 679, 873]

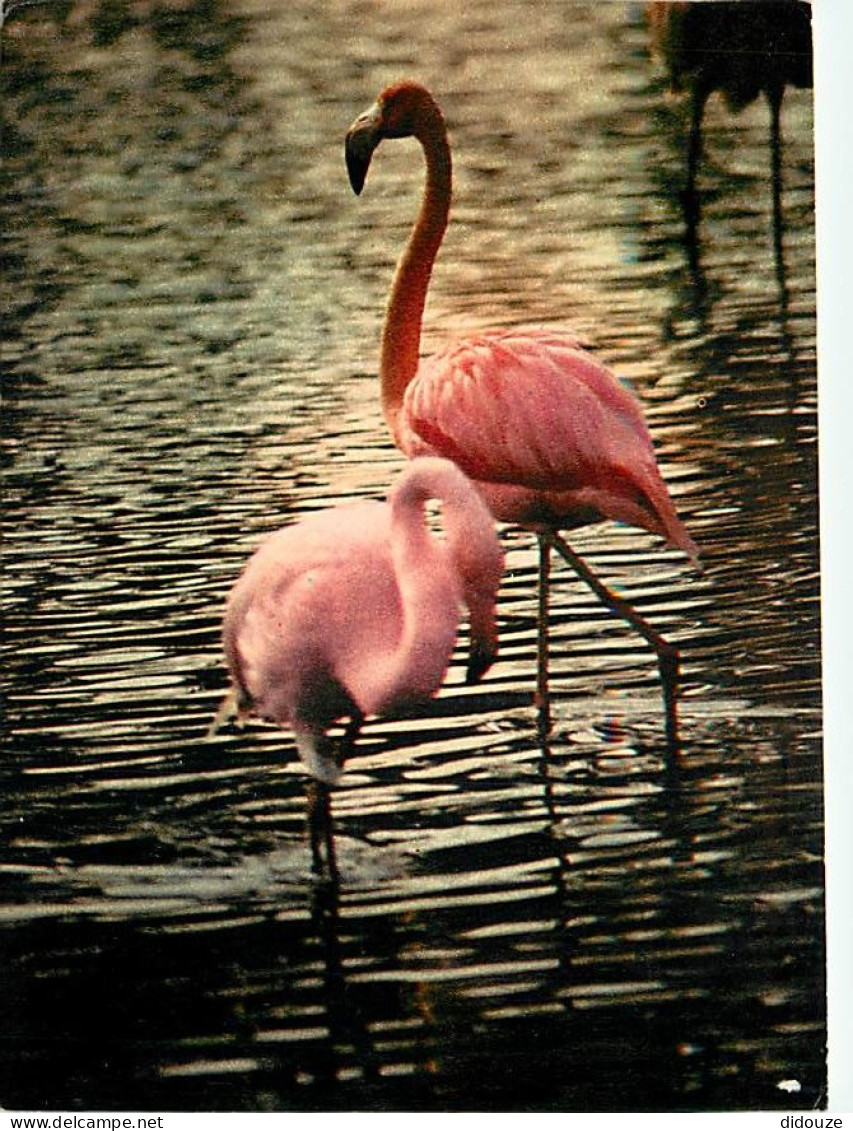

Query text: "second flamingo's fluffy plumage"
[220, 456, 504, 785]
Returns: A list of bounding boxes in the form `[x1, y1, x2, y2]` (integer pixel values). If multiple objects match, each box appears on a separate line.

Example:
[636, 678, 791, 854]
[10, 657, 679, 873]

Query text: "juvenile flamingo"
[212, 456, 504, 875]
[647, 1, 813, 215]
[345, 80, 699, 750]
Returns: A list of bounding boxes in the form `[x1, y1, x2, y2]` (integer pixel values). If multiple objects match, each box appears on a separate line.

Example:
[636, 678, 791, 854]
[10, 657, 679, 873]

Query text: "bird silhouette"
[212, 455, 504, 877]
[648, 1, 813, 225]
[345, 80, 698, 751]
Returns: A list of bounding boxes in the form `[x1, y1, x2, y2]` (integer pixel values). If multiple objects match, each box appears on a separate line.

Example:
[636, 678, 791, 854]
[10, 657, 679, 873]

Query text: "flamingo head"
[345, 103, 382, 195]
[345, 81, 444, 195]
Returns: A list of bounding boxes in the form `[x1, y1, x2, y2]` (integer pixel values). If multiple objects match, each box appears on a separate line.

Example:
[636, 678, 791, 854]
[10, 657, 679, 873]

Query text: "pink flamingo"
[345, 80, 699, 750]
[212, 455, 504, 875]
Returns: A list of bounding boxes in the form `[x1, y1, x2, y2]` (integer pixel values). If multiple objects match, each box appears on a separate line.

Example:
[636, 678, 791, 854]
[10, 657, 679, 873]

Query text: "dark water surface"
[1, 0, 822, 1112]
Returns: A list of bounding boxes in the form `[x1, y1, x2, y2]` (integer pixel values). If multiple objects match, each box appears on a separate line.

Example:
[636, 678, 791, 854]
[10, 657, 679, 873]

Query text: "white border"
[815, 0, 853, 1114]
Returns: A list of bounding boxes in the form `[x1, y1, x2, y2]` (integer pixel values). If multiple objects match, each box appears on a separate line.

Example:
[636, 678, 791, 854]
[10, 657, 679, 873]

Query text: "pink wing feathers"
[396, 329, 698, 559]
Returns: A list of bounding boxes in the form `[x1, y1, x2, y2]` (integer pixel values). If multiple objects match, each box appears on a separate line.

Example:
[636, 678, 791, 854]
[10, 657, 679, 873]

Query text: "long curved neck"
[381, 106, 452, 436]
[357, 461, 501, 717]
[356, 486, 457, 718]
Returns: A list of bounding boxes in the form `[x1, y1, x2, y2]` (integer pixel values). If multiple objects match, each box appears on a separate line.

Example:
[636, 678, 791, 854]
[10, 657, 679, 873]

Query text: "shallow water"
[1, 0, 822, 1112]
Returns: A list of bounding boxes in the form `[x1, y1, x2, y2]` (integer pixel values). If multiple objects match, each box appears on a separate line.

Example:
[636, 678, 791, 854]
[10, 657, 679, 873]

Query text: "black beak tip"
[465, 647, 496, 686]
[345, 137, 370, 196]
[347, 162, 366, 195]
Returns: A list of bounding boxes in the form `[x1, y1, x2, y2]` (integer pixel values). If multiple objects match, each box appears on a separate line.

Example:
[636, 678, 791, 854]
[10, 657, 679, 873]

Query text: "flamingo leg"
[683, 85, 706, 228]
[680, 86, 705, 265]
[536, 535, 552, 736]
[307, 780, 339, 884]
[305, 711, 363, 884]
[768, 84, 784, 200]
[767, 84, 787, 292]
[545, 531, 681, 759]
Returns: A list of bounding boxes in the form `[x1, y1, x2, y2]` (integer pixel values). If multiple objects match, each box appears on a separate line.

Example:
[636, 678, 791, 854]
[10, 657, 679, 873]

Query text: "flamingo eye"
[380, 97, 415, 139]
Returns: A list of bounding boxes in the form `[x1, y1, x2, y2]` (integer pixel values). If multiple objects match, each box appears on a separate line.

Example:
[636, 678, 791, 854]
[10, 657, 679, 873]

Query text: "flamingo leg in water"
[536, 535, 552, 737]
[307, 780, 339, 883]
[769, 86, 783, 197]
[305, 711, 364, 883]
[544, 531, 681, 760]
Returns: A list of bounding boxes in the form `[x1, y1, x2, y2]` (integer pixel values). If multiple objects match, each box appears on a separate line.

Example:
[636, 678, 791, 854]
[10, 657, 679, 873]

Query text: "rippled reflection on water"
[1, 0, 822, 1113]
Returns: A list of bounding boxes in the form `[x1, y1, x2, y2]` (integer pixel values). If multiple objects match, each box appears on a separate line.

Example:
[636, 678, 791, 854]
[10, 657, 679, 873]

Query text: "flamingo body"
[395, 327, 697, 555]
[648, 1, 812, 114]
[220, 456, 504, 785]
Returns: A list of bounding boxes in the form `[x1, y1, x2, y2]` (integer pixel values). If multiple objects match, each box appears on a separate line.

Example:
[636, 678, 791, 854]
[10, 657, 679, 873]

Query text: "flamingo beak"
[345, 103, 383, 195]
[465, 638, 497, 686]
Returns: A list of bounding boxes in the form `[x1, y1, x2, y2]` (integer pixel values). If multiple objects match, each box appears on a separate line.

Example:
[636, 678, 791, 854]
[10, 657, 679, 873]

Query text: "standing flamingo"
[345, 80, 699, 751]
[212, 456, 504, 877]
[647, 1, 813, 220]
